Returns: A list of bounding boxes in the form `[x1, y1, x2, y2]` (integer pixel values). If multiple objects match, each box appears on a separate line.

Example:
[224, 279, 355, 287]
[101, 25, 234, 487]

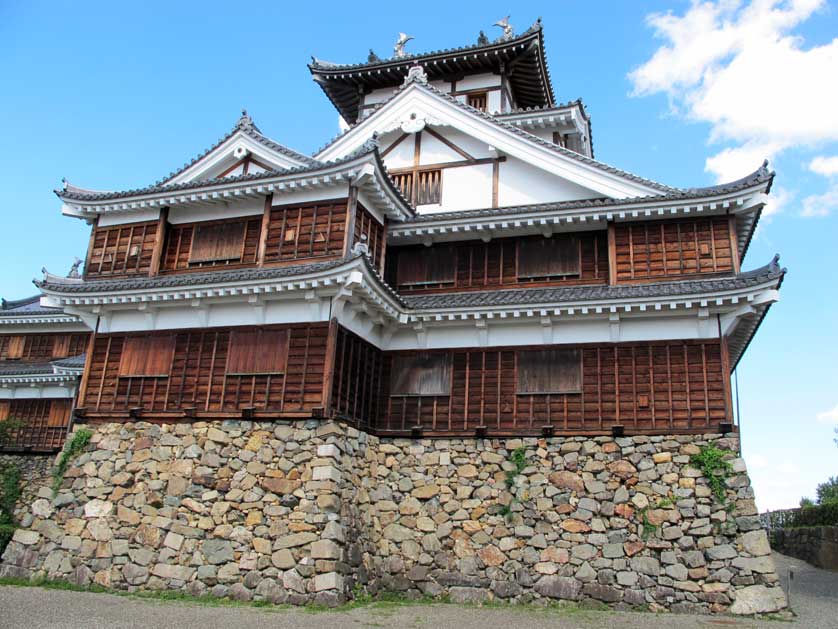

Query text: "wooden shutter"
[52, 335, 71, 359]
[517, 349, 582, 394]
[47, 400, 71, 427]
[390, 353, 451, 395]
[189, 221, 246, 263]
[118, 336, 176, 377]
[6, 336, 25, 359]
[396, 246, 455, 286]
[226, 329, 288, 375]
[518, 236, 581, 279]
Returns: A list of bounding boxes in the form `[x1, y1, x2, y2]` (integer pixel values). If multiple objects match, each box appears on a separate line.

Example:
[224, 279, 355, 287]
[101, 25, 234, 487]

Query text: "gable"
[316, 82, 671, 201]
[165, 130, 312, 185]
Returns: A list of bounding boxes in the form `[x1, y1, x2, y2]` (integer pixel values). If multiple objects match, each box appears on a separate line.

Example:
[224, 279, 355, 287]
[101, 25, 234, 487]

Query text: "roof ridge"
[309, 21, 544, 72]
[1, 294, 42, 310]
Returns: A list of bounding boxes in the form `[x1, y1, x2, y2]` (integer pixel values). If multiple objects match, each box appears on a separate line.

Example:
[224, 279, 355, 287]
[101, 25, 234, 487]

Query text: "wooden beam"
[148, 207, 169, 277]
[342, 185, 359, 257]
[607, 222, 617, 285]
[321, 318, 339, 412]
[83, 216, 98, 277]
[718, 318, 734, 423]
[381, 133, 409, 158]
[424, 127, 475, 161]
[388, 156, 506, 174]
[728, 214, 741, 273]
[492, 159, 500, 208]
[256, 193, 273, 266]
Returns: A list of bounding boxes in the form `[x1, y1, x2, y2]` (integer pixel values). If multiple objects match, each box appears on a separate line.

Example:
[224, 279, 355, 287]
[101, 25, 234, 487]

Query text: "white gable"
[317, 82, 668, 202]
[165, 127, 312, 186]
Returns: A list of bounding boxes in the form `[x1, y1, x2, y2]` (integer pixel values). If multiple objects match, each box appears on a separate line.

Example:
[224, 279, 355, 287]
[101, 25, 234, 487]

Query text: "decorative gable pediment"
[316, 82, 672, 201]
[163, 111, 316, 186]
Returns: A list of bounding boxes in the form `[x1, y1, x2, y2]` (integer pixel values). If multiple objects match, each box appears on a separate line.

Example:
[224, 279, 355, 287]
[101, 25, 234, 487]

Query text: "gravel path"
[1, 551, 834, 629]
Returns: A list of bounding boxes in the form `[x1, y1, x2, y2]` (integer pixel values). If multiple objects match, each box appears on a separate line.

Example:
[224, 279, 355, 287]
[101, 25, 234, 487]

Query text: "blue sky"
[1, 1, 835, 510]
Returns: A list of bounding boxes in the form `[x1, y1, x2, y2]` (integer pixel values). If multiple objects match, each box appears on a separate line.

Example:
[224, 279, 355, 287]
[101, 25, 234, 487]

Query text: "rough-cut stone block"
[534, 575, 582, 600]
[730, 585, 788, 615]
[314, 571, 343, 592]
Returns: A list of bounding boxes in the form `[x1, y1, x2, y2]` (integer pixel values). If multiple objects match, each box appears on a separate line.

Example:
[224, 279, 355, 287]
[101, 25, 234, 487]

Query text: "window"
[226, 329, 288, 375]
[118, 336, 176, 377]
[391, 170, 442, 205]
[467, 92, 488, 112]
[396, 245, 456, 287]
[390, 353, 451, 396]
[189, 221, 246, 263]
[517, 349, 582, 394]
[6, 336, 24, 360]
[517, 235, 580, 280]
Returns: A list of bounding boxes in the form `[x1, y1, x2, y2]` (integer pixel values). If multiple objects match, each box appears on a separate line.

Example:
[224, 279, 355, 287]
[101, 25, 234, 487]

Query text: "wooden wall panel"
[353, 204, 385, 270]
[375, 340, 728, 436]
[0, 399, 71, 452]
[0, 333, 89, 361]
[263, 200, 348, 263]
[84, 221, 159, 279]
[330, 326, 385, 431]
[386, 232, 608, 293]
[161, 217, 261, 271]
[614, 217, 734, 282]
[81, 323, 328, 417]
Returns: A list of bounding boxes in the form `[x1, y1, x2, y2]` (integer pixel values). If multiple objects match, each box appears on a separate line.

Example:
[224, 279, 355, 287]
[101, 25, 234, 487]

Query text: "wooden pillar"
[728, 215, 741, 273]
[607, 222, 617, 285]
[148, 207, 169, 277]
[718, 317, 734, 423]
[379, 218, 389, 276]
[492, 159, 500, 208]
[321, 318, 339, 414]
[257, 193, 273, 266]
[343, 186, 359, 256]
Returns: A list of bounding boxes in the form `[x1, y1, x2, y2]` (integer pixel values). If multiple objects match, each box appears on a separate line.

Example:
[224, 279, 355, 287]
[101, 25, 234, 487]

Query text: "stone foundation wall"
[773, 526, 838, 571]
[0, 454, 53, 509]
[0, 421, 788, 615]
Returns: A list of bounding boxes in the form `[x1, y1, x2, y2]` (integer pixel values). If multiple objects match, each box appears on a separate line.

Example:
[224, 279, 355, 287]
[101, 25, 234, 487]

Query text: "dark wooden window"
[6, 336, 24, 360]
[392, 170, 442, 205]
[226, 329, 288, 375]
[517, 349, 582, 394]
[392, 173, 413, 201]
[391, 353, 451, 396]
[189, 221, 246, 263]
[467, 92, 488, 112]
[518, 235, 581, 280]
[396, 246, 456, 287]
[118, 336, 176, 377]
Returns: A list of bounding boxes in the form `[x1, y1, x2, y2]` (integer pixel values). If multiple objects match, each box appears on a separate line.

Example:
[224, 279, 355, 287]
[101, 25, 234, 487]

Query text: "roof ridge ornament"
[402, 63, 428, 86]
[477, 30, 489, 46]
[67, 257, 82, 279]
[494, 16, 514, 41]
[394, 32, 413, 58]
[368, 49, 381, 63]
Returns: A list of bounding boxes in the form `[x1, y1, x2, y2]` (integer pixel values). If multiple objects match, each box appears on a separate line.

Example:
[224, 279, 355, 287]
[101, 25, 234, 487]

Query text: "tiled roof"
[0, 361, 56, 376]
[399, 162, 774, 224]
[402, 257, 785, 311]
[57, 141, 378, 203]
[0, 295, 57, 316]
[36, 259, 349, 294]
[494, 98, 595, 159]
[52, 353, 87, 369]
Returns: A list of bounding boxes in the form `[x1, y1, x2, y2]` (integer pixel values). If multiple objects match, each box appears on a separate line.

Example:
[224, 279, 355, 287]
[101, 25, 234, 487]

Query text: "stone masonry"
[0, 420, 788, 615]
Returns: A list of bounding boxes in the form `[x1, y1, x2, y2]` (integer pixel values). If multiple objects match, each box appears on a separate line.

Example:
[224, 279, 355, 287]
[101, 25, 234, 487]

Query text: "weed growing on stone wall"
[691, 445, 733, 504]
[0, 461, 22, 555]
[51, 429, 93, 495]
[500, 446, 529, 520]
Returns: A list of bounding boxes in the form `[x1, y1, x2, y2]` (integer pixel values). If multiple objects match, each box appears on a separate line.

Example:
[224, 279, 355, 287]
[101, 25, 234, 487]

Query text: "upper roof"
[309, 20, 555, 124]
[0, 294, 57, 316]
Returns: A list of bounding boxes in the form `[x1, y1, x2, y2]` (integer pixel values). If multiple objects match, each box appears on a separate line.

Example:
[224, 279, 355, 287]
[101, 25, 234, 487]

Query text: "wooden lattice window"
[392, 172, 413, 201]
[226, 329, 288, 375]
[396, 245, 456, 287]
[415, 170, 441, 205]
[517, 235, 581, 280]
[517, 349, 582, 394]
[467, 92, 488, 112]
[189, 221, 246, 263]
[118, 336, 176, 377]
[390, 353, 451, 396]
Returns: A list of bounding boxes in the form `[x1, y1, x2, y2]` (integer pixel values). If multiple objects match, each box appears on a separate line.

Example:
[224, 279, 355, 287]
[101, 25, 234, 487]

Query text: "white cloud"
[810, 155, 838, 177]
[816, 403, 838, 424]
[801, 183, 838, 217]
[630, 0, 838, 204]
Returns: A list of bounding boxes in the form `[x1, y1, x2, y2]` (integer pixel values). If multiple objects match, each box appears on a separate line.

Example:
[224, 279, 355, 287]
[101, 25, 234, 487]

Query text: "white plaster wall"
[99, 208, 161, 227]
[416, 163, 493, 213]
[168, 198, 264, 224]
[456, 74, 501, 91]
[498, 156, 596, 206]
[0, 385, 77, 400]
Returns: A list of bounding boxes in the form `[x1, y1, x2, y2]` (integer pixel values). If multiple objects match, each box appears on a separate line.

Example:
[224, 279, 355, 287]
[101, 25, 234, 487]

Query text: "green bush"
[51, 429, 93, 495]
[0, 461, 22, 555]
[815, 476, 838, 505]
[787, 501, 838, 528]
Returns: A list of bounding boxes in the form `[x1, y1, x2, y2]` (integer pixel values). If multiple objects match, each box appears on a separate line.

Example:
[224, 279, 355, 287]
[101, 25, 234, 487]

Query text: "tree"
[816, 476, 838, 505]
